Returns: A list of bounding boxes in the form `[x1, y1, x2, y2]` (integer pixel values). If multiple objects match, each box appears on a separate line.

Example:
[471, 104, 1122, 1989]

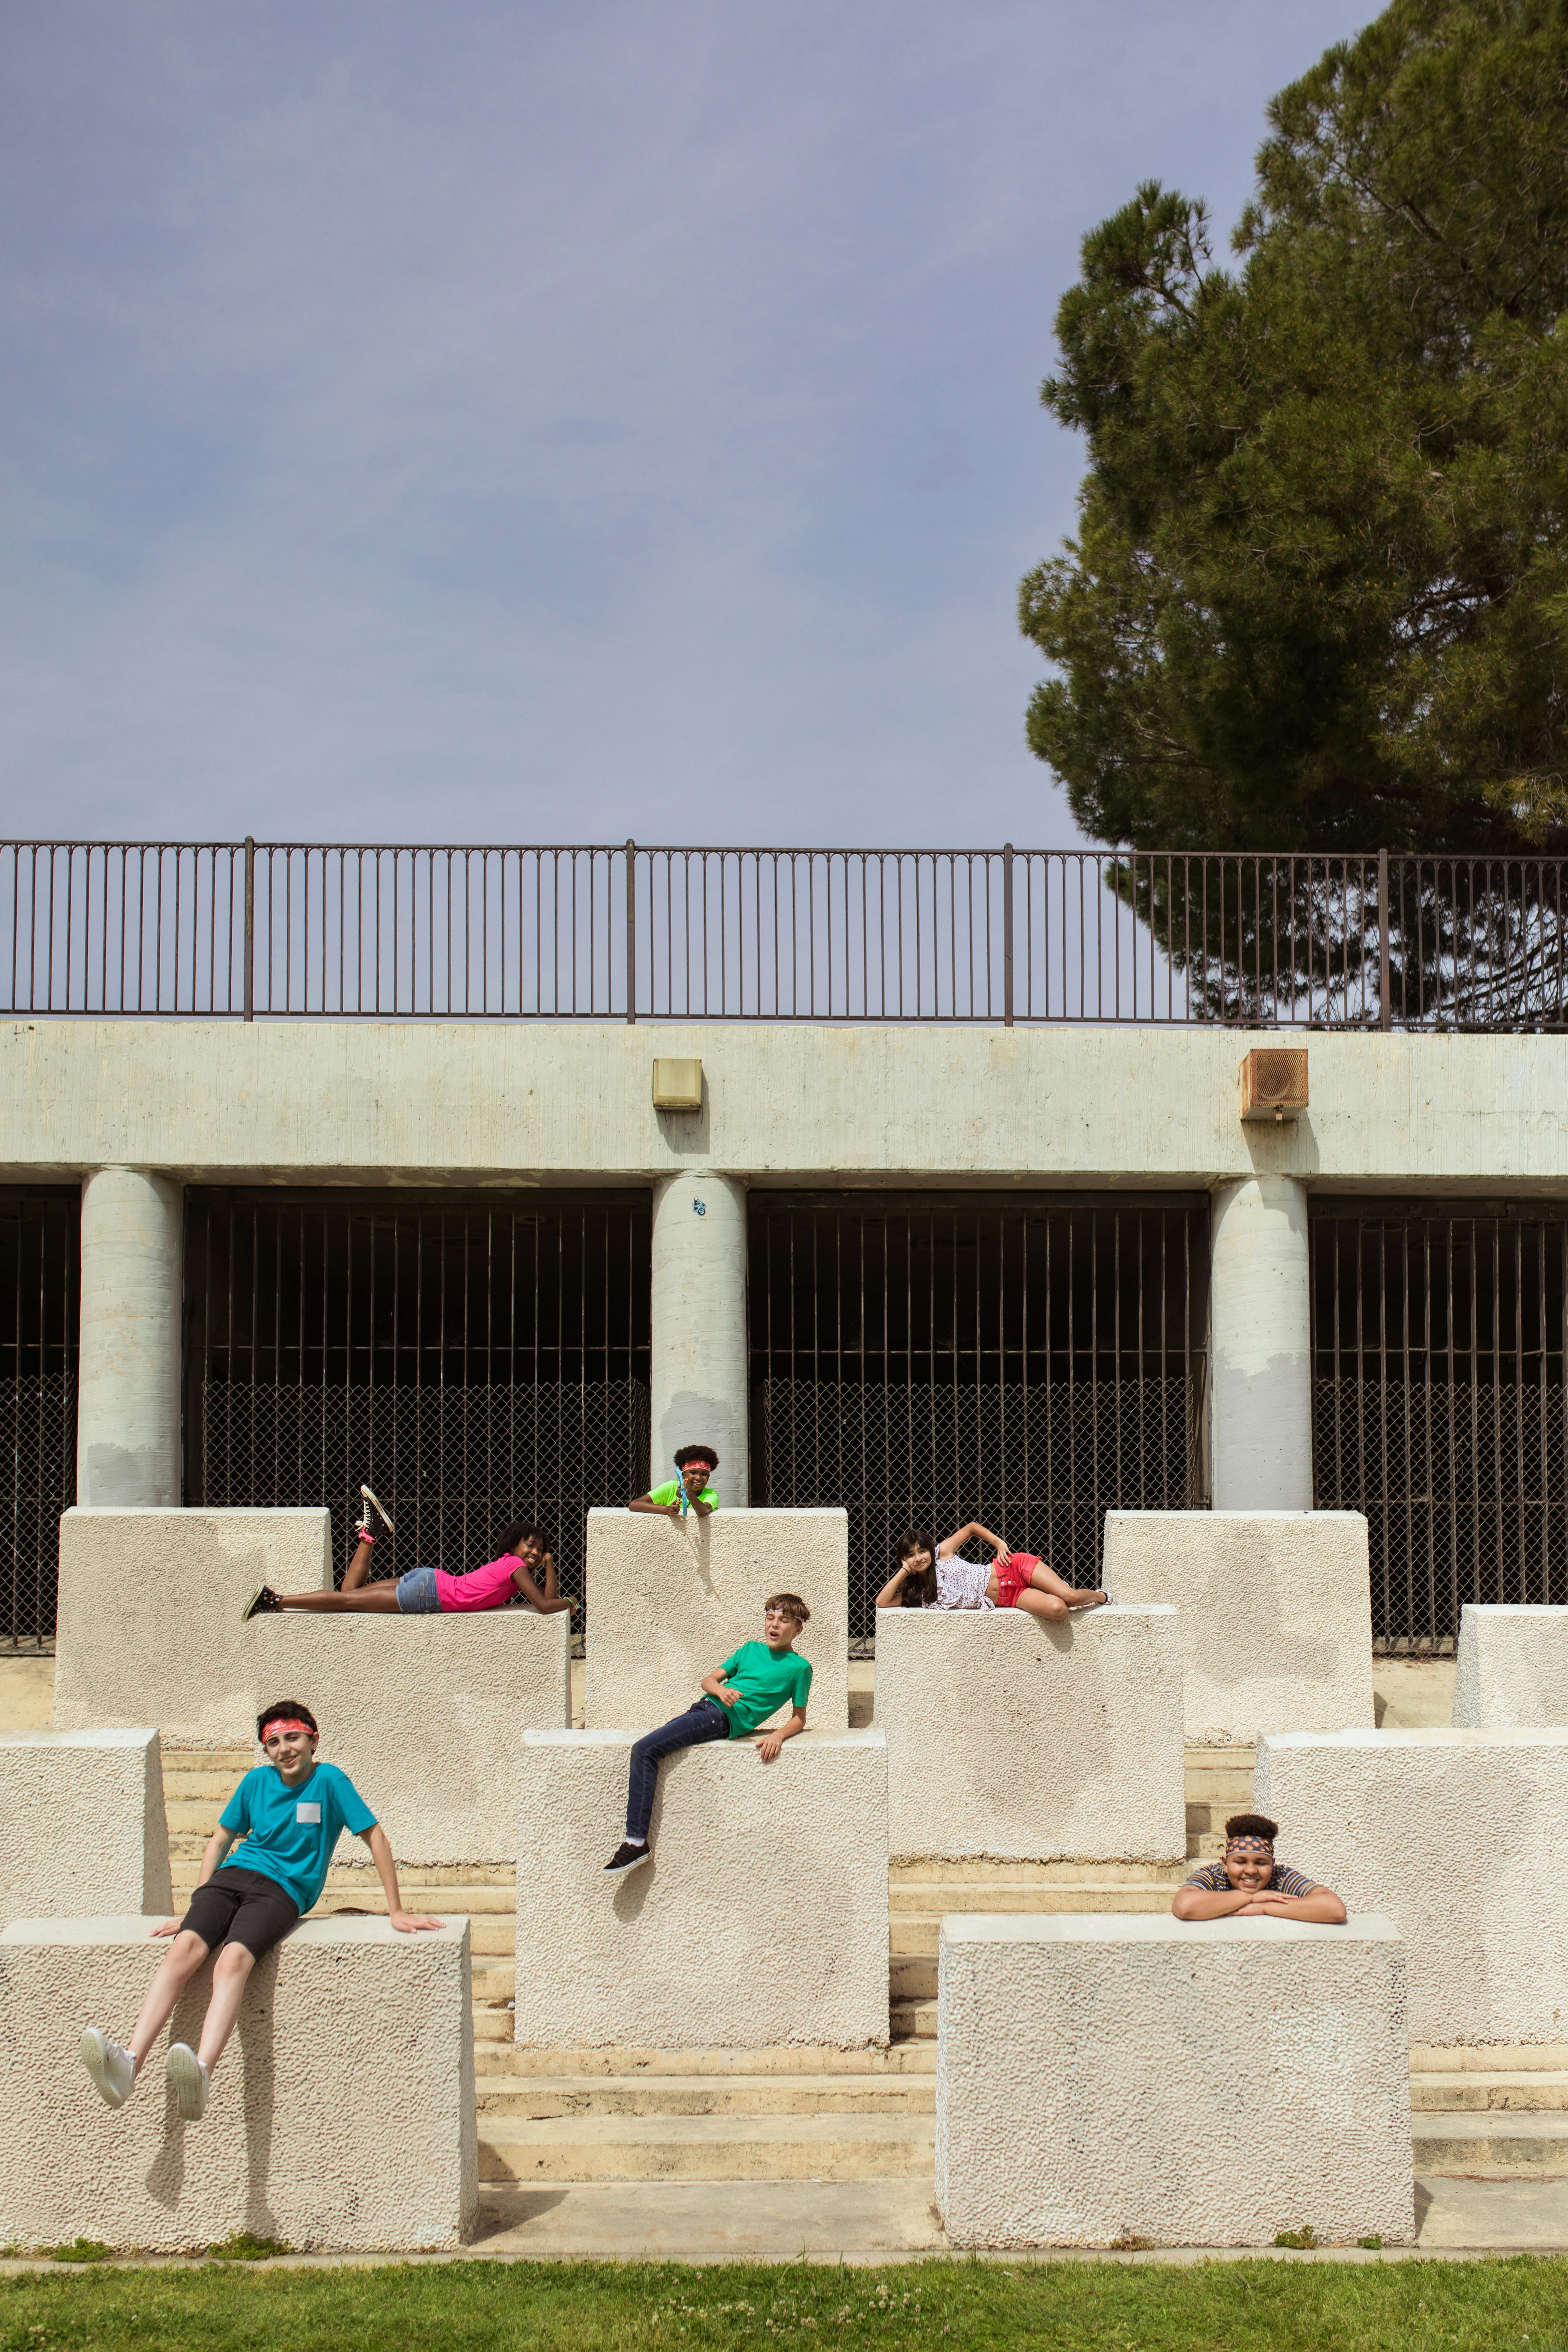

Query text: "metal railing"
[2, 840, 1566, 1027]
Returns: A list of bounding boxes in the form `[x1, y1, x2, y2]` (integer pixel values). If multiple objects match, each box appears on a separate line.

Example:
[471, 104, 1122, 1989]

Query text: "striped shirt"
[1183, 1860, 1318, 1898]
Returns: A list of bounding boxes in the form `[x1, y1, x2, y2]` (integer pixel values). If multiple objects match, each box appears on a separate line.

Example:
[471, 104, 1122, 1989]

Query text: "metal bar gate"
[748, 1194, 1210, 1640]
[1310, 1201, 1568, 1651]
[183, 1190, 651, 1614]
[0, 1189, 79, 1650]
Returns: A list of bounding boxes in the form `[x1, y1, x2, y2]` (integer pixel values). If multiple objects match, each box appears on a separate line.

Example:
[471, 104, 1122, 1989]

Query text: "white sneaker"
[80, 2027, 136, 2110]
[167, 2042, 210, 2121]
[360, 1483, 394, 1534]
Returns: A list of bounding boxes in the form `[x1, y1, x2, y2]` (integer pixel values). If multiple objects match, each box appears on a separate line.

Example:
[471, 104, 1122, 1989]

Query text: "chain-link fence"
[0, 1371, 76, 1646]
[200, 1378, 649, 1610]
[759, 1375, 1203, 1636]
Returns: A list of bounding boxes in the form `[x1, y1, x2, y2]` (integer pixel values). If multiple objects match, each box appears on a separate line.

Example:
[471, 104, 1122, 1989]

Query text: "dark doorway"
[749, 1192, 1210, 1638]
[184, 1189, 650, 1611]
[0, 1188, 79, 1648]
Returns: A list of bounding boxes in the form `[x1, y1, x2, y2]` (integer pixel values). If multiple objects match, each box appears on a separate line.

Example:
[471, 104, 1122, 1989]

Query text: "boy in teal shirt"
[604, 1594, 812, 1872]
[630, 1444, 719, 1520]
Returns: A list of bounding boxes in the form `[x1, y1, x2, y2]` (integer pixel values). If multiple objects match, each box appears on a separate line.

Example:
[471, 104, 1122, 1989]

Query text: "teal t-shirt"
[712, 1639, 812, 1737]
[218, 1759, 377, 1916]
[648, 1479, 719, 1511]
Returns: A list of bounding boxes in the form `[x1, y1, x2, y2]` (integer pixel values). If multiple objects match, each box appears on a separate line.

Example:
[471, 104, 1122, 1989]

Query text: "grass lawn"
[0, 2255, 1566, 2351]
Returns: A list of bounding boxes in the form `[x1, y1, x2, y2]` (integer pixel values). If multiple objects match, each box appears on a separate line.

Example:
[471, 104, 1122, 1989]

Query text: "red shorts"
[994, 1553, 1040, 1608]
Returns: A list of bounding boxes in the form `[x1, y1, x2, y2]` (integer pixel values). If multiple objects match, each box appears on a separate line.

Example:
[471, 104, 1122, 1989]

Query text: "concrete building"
[3, 842, 1567, 1643]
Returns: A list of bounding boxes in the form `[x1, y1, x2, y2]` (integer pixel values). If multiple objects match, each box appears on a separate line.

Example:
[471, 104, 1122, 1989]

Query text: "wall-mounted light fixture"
[1238, 1047, 1308, 1124]
[652, 1057, 703, 1111]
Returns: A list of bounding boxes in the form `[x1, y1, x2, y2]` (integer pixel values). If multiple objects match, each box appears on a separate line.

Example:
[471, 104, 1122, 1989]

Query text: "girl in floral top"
[875, 1523, 1109, 1623]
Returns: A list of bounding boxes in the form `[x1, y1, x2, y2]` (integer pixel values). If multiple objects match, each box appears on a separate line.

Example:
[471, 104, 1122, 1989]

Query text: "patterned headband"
[1225, 1836, 1274, 1853]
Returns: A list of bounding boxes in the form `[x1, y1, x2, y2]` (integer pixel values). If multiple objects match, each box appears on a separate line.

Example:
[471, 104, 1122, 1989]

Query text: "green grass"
[0, 2255, 1566, 2351]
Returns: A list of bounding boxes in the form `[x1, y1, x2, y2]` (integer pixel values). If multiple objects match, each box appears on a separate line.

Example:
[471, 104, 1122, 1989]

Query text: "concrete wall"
[76, 1167, 182, 1507]
[247, 1611, 572, 1861]
[873, 1605, 1185, 1862]
[1452, 1605, 1568, 1729]
[0, 1915, 476, 2252]
[53, 1508, 333, 1744]
[651, 1170, 749, 1508]
[1209, 1177, 1312, 1510]
[1102, 1511, 1375, 1746]
[1256, 1729, 1568, 2046]
[0, 1731, 172, 1927]
[584, 1507, 848, 1732]
[514, 1729, 888, 2048]
[3, 1021, 1567, 1192]
[936, 1913, 1413, 2249]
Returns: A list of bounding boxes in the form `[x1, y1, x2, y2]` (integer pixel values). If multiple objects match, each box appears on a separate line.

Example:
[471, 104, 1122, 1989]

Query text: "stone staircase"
[162, 1742, 1568, 2201]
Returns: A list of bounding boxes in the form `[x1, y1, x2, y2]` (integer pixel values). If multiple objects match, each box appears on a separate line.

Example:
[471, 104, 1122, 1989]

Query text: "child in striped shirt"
[1172, 1812, 1346, 1924]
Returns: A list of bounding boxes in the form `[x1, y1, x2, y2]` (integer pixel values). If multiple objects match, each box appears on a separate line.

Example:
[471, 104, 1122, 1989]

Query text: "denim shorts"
[395, 1566, 442, 1615]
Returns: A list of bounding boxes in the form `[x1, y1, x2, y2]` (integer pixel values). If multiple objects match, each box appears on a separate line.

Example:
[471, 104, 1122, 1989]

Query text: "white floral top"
[930, 1552, 995, 1611]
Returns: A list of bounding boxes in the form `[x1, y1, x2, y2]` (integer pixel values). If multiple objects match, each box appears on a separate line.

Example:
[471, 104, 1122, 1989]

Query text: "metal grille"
[749, 1195, 1209, 1637]
[185, 1191, 651, 1612]
[6, 839, 1568, 1029]
[0, 1191, 79, 1648]
[1310, 1204, 1568, 1650]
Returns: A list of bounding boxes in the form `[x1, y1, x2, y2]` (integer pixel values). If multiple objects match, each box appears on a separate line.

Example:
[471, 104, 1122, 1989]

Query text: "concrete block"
[584, 1507, 848, 1731]
[1257, 1729, 1568, 2046]
[54, 1508, 332, 1744]
[514, 1729, 888, 2048]
[874, 1605, 1185, 1862]
[0, 1915, 476, 2252]
[1103, 1510, 1375, 1745]
[936, 1913, 1413, 2248]
[1453, 1605, 1568, 1728]
[247, 1611, 572, 1862]
[0, 1732, 172, 1927]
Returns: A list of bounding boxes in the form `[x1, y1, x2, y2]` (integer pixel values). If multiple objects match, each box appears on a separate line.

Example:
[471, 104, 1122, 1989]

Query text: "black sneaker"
[603, 1841, 650, 1874]
[242, 1585, 281, 1622]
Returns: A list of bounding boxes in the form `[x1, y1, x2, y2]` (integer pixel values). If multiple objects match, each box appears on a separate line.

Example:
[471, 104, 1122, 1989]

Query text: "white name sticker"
[296, 1801, 322, 1823]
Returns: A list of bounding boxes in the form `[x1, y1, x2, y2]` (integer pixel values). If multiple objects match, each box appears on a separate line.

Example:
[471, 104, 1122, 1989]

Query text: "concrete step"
[475, 2043, 936, 2079]
[889, 1878, 1183, 1918]
[1411, 2045, 1568, 2073]
[163, 1750, 253, 1772]
[892, 2000, 936, 2039]
[477, 2074, 936, 2120]
[471, 1919, 516, 1957]
[475, 2009, 515, 2043]
[891, 1891, 1176, 1961]
[474, 1963, 515, 2002]
[477, 2113, 936, 2183]
[1413, 2112, 1568, 2172]
[1412, 2074, 1568, 2112]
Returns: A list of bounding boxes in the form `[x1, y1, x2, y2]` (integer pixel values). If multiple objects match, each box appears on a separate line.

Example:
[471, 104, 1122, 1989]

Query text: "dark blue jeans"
[626, 1699, 729, 1840]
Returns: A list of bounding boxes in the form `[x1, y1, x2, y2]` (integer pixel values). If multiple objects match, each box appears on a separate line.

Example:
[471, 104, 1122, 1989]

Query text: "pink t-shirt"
[433, 1552, 522, 1613]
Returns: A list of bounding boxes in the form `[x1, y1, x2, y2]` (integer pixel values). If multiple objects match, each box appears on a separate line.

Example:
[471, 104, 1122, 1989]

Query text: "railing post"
[1378, 847, 1391, 1031]
[1002, 842, 1014, 1027]
[243, 837, 255, 1022]
[625, 839, 636, 1024]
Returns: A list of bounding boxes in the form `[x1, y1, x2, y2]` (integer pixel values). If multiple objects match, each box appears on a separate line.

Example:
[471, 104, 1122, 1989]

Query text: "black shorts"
[180, 1866, 300, 1961]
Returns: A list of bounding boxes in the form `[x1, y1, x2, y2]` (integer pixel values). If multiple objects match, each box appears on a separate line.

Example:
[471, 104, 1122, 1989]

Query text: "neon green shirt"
[648, 1479, 719, 1511]
[711, 1639, 812, 1737]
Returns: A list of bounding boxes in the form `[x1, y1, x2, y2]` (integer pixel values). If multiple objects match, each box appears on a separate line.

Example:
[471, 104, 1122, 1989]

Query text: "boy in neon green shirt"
[603, 1593, 812, 1872]
[630, 1444, 718, 1520]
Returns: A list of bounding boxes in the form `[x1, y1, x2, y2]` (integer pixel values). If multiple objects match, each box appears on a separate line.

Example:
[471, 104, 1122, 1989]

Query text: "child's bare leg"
[196, 1944, 256, 2073]
[341, 1534, 377, 1592]
[126, 1930, 210, 2070]
[277, 1584, 402, 1613]
[1013, 1586, 1069, 1622]
[1027, 1563, 1108, 1610]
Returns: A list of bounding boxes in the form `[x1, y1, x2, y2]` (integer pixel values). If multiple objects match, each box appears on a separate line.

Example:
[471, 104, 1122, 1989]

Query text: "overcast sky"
[0, 2, 1385, 851]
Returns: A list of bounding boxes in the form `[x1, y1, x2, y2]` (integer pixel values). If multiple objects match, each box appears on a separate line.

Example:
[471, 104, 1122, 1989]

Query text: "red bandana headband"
[261, 1717, 317, 1744]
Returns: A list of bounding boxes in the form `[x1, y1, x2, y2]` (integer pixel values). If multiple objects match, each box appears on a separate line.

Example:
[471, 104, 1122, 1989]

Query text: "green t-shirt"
[648, 1480, 719, 1511]
[711, 1639, 812, 1737]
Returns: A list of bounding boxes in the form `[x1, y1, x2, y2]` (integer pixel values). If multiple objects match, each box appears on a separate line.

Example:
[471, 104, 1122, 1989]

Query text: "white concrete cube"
[1102, 1510, 1375, 1745]
[515, 1728, 888, 2048]
[0, 1915, 476, 2252]
[874, 1605, 1185, 1862]
[1453, 1604, 1568, 1728]
[247, 1611, 571, 1862]
[0, 1732, 172, 1928]
[584, 1506, 848, 1731]
[54, 1508, 332, 1744]
[936, 1913, 1413, 2248]
[1257, 1729, 1568, 2046]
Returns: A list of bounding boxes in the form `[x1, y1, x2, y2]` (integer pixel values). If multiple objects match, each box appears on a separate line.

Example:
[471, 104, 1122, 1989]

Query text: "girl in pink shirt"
[241, 1505, 575, 1623]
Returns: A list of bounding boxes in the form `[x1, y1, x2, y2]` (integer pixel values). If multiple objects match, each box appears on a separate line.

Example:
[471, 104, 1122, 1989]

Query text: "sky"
[0, 1, 1386, 852]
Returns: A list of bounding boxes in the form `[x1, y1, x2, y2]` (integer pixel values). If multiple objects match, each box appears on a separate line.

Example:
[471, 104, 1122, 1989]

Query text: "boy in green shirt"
[629, 1445, 719, 1520]
[604, 1593, 812, 1872]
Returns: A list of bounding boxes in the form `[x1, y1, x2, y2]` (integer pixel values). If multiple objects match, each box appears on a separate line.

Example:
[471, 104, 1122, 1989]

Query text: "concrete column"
[76, 1167, 183, 1507]
[1209, 1175, 1312, 1511]
[650, 1171, 749, 1506]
